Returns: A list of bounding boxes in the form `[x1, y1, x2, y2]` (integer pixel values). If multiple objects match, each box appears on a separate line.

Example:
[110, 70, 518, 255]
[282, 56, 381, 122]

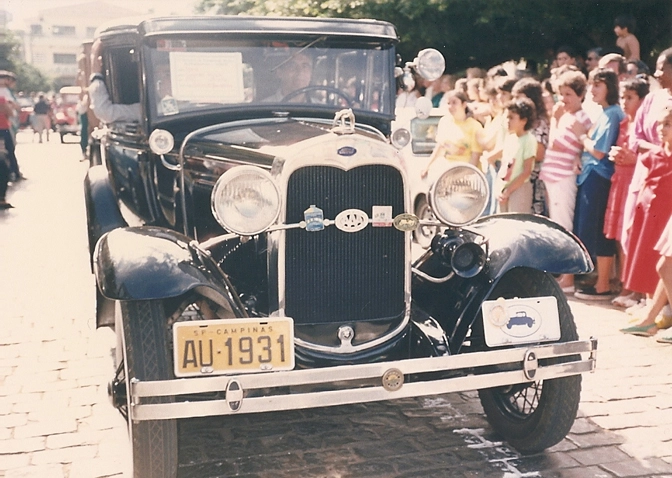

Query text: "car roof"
[96, 15, 398, 42]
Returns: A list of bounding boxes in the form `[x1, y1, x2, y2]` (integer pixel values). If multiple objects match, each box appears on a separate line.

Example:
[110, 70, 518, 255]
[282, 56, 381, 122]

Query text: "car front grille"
[284, 165, 406, 325]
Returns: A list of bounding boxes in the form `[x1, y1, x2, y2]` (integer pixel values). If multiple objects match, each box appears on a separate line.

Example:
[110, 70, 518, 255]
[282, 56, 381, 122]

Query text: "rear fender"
[94, 226, 246, 320]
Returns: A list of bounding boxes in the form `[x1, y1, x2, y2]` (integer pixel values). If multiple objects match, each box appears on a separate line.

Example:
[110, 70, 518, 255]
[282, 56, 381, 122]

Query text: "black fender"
[84, 165, 127, 264]
[412, 213, 593, 354]
[471, 213, 593, 278]
[94, 226, 245, 312]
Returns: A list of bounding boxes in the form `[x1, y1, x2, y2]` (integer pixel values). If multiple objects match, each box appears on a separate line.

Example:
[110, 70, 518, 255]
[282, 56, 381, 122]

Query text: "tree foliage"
[0, 30, 51, 93]
[195, 0, 672, 74]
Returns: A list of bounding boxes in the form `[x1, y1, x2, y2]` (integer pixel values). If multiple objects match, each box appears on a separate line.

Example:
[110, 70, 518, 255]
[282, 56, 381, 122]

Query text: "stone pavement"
[1, 131, 671, 477]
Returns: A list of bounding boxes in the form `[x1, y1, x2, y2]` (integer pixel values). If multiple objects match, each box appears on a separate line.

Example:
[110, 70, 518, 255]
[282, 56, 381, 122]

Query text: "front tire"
[478, 268, 581, 454]
[117, 300, 178, 478]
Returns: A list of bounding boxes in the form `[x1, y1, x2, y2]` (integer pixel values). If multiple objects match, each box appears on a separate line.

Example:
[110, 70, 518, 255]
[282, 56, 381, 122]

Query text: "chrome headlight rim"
[148, 129, 175, 155]
[428, 163, 489, 227]
[391, 127, 411, 149]
[210, 166, 281, 236]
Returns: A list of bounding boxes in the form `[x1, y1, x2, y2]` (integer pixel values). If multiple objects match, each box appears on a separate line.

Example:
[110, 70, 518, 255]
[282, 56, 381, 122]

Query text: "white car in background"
[392, 98, 447, 247]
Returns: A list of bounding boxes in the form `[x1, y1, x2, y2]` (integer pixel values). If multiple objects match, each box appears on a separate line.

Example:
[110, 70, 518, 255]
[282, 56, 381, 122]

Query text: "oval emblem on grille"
[335, 209, 369, 233]
[337, 146, 357, 156]
[393, 213, 420, 232]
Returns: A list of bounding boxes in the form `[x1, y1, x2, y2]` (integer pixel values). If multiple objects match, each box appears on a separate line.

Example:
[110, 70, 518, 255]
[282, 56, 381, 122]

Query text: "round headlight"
[148, 129, 174, 155]
[415, 48, 445, 82]
[429, 164, 489, 226]
[211, 166, 281, 235]
[391, 128, 411, 149]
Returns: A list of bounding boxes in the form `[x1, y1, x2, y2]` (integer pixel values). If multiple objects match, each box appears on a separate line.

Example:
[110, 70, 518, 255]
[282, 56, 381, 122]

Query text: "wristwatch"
[89, 73, 105, 83]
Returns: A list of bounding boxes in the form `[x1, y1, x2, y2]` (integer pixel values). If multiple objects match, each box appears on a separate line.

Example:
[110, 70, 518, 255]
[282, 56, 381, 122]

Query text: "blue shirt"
[577, 104, 625, 185]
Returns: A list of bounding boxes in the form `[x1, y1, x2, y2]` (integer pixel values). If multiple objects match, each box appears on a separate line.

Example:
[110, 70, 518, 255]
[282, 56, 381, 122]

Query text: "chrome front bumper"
[129, 338, 597, 421]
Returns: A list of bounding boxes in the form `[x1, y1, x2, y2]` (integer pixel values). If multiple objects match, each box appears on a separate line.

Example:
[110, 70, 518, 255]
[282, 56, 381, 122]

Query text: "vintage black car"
[84, 15, 597, 478]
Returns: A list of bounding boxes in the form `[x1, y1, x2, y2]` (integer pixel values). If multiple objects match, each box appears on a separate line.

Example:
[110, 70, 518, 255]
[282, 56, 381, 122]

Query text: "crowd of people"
[403, 15, 672, 344]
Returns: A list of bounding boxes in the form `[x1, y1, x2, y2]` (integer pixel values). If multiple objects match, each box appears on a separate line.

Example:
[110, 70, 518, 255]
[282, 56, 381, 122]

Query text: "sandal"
[620, 324, 658, 337]
[656, 335, 672, 344]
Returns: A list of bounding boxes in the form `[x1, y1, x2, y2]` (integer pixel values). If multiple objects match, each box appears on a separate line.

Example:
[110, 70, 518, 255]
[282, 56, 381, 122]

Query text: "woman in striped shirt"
[539, 70, 592, 293]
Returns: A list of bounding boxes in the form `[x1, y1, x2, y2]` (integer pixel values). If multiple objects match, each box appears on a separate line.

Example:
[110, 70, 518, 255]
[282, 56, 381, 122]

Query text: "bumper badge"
[382, 368, 404, 392]
[304, 205, 324, 232]
[393, 213, 419, 232]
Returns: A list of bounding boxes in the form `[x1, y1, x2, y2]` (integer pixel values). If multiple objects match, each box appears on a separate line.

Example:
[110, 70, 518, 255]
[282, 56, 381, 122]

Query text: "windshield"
[144, 37, 394, 119]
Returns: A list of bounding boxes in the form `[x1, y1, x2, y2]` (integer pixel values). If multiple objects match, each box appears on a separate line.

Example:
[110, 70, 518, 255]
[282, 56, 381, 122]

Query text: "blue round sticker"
[337, 146, 357, 156]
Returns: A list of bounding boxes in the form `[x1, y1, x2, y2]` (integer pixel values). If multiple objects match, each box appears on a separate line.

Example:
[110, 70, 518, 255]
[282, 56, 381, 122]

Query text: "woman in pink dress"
[604, 77, 649, 307]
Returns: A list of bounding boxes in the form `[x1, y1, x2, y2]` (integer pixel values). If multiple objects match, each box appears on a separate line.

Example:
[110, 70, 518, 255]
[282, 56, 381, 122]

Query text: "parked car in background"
[53, 86, 81, 142]
[17, 97, 33, 129]
[83, 15, 596, 478]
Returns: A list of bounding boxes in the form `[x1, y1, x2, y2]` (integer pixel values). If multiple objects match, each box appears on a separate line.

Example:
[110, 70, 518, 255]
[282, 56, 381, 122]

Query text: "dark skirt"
[573, 170, 616, 259]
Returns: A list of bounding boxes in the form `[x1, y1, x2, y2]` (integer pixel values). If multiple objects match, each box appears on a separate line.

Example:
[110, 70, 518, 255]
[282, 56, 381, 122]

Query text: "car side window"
[106, 47, 140, 105]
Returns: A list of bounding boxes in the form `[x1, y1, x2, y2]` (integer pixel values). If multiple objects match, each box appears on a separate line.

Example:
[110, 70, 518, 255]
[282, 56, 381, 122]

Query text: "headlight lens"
[211, 166, 281, 235]
[391, 128, 411, 149]
[429, 164, 488, 226]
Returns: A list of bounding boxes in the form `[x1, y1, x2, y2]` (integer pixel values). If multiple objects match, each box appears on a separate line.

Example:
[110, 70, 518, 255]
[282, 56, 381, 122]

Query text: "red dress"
[622, 148, 672, 295]
[603, 117, 636, 240]
[655, 215, 672, 258]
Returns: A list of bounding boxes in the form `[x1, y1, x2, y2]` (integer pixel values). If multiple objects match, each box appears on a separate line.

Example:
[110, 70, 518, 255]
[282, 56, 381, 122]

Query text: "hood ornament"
[331, 109, 356, 135]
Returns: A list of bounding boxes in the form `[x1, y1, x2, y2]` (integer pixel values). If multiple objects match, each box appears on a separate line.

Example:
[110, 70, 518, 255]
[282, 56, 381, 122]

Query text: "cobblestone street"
[1, 131, 672, 477]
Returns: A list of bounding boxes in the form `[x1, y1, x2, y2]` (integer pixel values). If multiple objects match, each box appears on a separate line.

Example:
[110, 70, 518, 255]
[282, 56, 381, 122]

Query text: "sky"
[3, 0, 201, 28]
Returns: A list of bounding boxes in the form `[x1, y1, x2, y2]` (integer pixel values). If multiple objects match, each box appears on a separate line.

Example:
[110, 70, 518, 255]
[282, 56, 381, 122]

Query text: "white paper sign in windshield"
[169, 52, 244, 104]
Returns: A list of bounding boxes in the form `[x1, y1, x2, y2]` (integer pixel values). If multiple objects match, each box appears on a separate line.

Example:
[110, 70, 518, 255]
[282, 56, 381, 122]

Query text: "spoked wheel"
[413, 196, 440, 249]
[115, 301, 178, 478]
[478, 268, 582, 454]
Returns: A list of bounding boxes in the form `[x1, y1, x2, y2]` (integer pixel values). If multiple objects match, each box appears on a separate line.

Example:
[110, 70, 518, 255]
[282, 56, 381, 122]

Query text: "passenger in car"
[88, 39, 142, 124]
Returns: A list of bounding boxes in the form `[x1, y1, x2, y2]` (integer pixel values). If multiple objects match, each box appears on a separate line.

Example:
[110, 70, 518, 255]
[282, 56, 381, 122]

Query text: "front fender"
[94, 226, 235, 303]
[472, 213, 593, 278]
[84, 165, 128, 263]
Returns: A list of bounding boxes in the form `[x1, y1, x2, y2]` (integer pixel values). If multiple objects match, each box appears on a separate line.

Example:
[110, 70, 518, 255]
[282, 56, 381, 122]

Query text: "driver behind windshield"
[263, 51, 314, 103]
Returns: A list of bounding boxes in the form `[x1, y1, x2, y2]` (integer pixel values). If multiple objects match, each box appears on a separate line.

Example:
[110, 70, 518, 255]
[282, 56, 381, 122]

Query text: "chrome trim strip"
[129, 338, 597, 420]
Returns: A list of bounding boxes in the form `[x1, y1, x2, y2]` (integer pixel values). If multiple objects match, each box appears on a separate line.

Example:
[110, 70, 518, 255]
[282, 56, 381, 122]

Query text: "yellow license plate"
[173, 317, 295, 377]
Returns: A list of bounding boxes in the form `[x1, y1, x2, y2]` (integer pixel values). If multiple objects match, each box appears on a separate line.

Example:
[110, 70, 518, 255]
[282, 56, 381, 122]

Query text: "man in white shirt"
[88, 39, 141, 124]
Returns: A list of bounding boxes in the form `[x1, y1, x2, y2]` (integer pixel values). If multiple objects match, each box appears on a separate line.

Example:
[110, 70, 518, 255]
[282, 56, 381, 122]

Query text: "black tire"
[478, 268, 581, 454]
[118, 300, 178, 478]
[413, 196, 439, 249]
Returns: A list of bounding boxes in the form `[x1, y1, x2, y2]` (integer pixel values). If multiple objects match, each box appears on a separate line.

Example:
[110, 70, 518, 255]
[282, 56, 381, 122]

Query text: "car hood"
[183, 117, 388, 171]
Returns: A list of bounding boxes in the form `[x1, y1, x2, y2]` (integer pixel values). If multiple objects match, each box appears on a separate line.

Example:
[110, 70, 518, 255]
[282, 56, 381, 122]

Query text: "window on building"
[52, 25, 76, 36]
[30, 24, 43, 35]
[53, 53, 77, 64]
[86, 27, 97, 38]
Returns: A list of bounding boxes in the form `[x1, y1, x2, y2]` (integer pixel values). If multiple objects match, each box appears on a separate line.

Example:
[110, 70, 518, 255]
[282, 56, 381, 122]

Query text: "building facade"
[16, 2, 139, 88]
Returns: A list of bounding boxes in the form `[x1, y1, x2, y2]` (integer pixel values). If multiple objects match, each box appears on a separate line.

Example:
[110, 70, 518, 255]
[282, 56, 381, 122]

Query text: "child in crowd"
[480, 77, 517, 215]
[573, 68, 625, 300]
[492, 97, 537, 212]
[619, 104, 672, 335]
[421, 90, 483, 177]
[539, 70, 592, 293]
[604, 77, 649, 307]
[511, 78, 549, 215]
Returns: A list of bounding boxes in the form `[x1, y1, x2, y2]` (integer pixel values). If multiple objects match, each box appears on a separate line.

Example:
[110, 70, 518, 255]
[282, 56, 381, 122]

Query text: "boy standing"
[614, 15, 640, 61]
